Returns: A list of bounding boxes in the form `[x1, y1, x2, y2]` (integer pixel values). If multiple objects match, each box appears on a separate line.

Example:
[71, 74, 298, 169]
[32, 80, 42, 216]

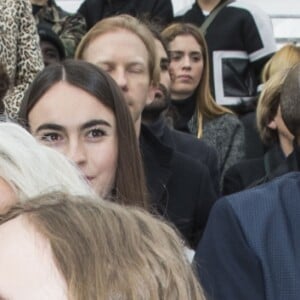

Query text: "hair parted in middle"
[0, 191, 206, 300]
[18, 59, 148, 209]
[75, 14, 160, 86]
[161, 22, 232, 138]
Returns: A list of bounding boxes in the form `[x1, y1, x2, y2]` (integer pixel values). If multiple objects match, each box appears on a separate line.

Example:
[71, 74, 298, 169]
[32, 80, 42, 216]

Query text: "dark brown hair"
[19, 59, 148, 208]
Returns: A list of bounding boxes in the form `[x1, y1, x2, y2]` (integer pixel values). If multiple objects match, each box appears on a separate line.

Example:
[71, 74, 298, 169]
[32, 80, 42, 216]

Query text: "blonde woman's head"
[262, 44, 300, 82]
[0, 191, 206, 300]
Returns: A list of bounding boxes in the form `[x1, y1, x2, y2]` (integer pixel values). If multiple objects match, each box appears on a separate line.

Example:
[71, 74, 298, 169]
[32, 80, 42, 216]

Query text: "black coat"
[147, 117, 220, 195]
[240, 111, 266, 160]
[140, 125, 217, 249]
[78, 0, 174, 30]
[223, 145, 285, 195]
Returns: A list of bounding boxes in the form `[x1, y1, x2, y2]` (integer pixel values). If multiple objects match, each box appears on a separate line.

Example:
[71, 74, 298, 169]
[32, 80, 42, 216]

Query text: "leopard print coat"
[1, 0, 44, 119]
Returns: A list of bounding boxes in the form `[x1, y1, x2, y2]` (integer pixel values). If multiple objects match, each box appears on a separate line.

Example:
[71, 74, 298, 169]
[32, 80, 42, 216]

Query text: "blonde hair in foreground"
[0, 122, 93, 200]
[0, 192, 206, 300]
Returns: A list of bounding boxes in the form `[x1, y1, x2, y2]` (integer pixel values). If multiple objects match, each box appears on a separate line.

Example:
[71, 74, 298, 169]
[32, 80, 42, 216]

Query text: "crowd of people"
[1, 0, 300, 299]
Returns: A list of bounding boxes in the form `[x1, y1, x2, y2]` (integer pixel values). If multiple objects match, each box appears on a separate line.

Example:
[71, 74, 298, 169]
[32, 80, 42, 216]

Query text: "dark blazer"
[147, 117, 220, 195]
[140, 125, 217, 249]
[78, 0, 173, 30]
[223, 145, 285, 195]
[194, 171, 300, 300]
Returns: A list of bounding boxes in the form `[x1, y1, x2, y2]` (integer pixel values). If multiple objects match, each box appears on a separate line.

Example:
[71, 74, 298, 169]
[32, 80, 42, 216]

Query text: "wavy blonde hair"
[0, 191, 206, 300]
[262, 44, 300, 83]
[257, 44, 300, 145]
[161, 23, 232, 137]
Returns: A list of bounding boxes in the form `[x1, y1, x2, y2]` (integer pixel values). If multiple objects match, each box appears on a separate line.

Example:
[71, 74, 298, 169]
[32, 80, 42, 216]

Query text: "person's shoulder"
[222, 156, 265, 194]
[171, 128, 212, 151]
[224, 156, 265, 183]
[176, 2, 204, 25]
[218, 112, 240, 122]
[171, 149, 211, 181]
[225, 172, 300, 212]
[226, 0, 271, 20]
[227, 156, 264, 173]
[171, 128, 218, 167]
[208, 113, 242, 129]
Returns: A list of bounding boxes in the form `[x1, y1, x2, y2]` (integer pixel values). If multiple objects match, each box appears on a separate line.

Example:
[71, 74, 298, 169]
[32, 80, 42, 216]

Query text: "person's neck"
[171, 91, 194, 101]
[197, 0, 222, 12]
[279, 136, 294, 157]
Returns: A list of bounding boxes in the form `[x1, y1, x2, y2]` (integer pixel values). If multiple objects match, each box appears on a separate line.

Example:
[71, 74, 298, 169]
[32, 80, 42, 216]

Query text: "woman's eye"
[170, 54, 182, 61]
[40, 133, 61, 143]
[87, 128, 105, 138]
[191, 55, 201, 62]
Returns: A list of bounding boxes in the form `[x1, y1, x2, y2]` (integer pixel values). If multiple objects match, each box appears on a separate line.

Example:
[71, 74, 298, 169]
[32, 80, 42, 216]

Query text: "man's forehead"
[91, 28, 145, 48]
[84, 32, 150, 68]
[93, 56, 148, 66]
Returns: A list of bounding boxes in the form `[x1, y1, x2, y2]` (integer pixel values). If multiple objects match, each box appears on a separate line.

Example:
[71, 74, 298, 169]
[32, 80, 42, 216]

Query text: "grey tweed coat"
[189, 113, 245, 186]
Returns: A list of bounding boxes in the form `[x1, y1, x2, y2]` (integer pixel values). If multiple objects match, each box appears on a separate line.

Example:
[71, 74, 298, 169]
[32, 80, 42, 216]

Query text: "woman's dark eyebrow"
[80, 119, 112, 131]
[35, 123, 65, 134]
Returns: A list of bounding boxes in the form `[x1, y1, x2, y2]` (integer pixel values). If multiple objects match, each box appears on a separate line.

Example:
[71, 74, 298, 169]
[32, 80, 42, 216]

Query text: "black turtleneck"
[170, 94, 196, 133]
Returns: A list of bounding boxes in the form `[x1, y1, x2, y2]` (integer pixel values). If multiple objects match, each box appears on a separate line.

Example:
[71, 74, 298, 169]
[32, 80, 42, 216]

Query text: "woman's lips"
[177, 74, 193, 81]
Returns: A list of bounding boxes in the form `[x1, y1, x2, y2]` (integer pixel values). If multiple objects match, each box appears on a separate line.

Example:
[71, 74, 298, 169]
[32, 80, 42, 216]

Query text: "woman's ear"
[267, 119, 277, 130]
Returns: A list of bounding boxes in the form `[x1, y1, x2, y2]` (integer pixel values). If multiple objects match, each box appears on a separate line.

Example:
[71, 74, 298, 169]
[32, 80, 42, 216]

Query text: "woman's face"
[28, 81, 118, 197]
[168, 34, 204, 100]
[0, 216, 68, 300]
